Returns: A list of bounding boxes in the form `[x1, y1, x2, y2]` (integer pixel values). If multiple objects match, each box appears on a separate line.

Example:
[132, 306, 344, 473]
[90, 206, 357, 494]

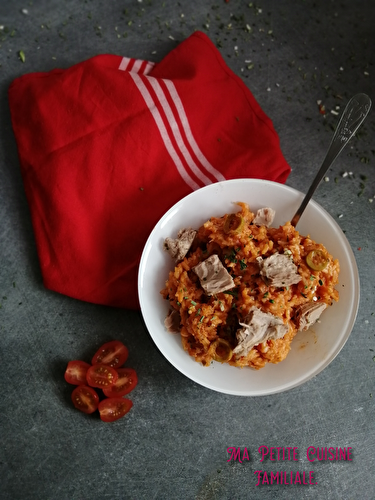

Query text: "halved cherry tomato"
[98, 397, 133, 422]
[64, 360, 91, 385]
[91, 340, 129, 368]
[223, 213, 244, 234]
[103, 368, 138, 397]
[86, 363, 118, 388]
[71, 385, 99, 414]
[306, 250, 328, 271]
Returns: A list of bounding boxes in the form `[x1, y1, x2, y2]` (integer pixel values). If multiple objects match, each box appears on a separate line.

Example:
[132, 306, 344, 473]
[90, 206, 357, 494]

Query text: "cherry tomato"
[71, 385, 99, 414]
[98, 397, 133, 422]
[103, 368, 138, 397]
[91, 340, 129, 368]
[64, 360, 91, 385]
[306, 250, 328, 271]
[86, 363, 118, 389]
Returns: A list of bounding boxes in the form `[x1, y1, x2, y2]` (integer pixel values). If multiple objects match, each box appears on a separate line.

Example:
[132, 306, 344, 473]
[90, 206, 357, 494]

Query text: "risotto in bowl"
[138, 180, 359, 396]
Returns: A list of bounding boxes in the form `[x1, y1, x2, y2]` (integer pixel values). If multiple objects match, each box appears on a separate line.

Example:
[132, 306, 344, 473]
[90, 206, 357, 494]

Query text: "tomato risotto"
[161, 203, 339, 370]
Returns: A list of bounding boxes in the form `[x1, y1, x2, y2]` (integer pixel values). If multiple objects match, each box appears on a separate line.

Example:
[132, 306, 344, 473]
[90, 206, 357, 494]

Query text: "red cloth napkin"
[8, 31, 291, 310]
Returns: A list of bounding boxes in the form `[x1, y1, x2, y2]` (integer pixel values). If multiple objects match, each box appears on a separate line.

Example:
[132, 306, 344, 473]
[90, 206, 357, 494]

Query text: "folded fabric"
[8, 31, 291, 310]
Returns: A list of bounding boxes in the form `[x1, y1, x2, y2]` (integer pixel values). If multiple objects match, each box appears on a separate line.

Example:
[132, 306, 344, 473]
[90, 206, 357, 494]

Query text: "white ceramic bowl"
[138, 179, 359, 396]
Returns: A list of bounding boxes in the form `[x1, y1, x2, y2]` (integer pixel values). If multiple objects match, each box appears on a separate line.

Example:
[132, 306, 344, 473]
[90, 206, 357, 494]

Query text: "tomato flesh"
[71, 385, 99, 414]
[86, 363, 118, 388]
[64, 360, 91, 385]
[98, 397, 133, 422]
[91, 340, 129, 368]
[103, 368, 138, 397]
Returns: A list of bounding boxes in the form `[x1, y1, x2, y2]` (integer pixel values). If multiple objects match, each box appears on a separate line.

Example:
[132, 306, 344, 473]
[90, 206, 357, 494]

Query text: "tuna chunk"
[192, 254, 235, 295]
[252, 207, 276, 227]
[164, 228, 197, 262]
[294, 302, 327, 331]
[164, 309, 181, 333]
[233, 306, 289, 358]
[257, 253, 301, 288]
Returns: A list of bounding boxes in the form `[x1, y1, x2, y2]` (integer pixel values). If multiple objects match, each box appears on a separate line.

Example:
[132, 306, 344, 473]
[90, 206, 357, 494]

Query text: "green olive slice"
[306, 250, 328, 271]
[212, 338, 233, 362]
[223, 213, 244, 234]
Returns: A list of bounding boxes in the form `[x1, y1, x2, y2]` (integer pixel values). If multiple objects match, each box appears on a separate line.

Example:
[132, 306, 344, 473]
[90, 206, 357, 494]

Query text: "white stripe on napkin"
[163, 79, 225, 183]
[129, 72, 200, 191]
[118, 58, 155, 75]
[143, 62, 155, 75]
[147, 76, 213, 186]
[128, 72, 225, 189]
[131, 59, 143, 74]
[118, 57, 131, 71]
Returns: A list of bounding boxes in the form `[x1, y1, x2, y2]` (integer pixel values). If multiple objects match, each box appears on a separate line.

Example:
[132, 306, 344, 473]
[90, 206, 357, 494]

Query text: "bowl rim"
[138, 178, 360, 396]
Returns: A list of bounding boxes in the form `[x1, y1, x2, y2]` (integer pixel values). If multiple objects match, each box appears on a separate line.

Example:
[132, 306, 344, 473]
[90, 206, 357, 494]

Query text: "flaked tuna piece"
[252, 207, 276, 227]
[164, 228, 197, 262]
[192, 254, 235, 295]
[257, 253, 301, 288]
[294, 302, 327, 331]
[233, 306, 289, 358]
[164, 309, 181, 333]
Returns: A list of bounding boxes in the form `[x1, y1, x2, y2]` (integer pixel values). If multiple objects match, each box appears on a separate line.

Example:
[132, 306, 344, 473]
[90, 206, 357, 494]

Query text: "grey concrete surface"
[1, 1, 374, 499]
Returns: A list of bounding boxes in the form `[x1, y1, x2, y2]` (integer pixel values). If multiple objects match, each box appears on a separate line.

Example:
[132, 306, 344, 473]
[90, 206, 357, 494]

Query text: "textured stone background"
[0, 1, 374, 499]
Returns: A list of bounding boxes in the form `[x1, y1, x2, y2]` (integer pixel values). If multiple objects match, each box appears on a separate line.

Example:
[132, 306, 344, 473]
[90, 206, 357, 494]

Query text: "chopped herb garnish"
[223, 289, 238, 297]
[240, 259, 247, 270]
[225, 249, 238, 263]
[199, 316, 205, 323]
[190, 300, 197, 306]
[263, 292, 269, 298]
[269, 299, 275, 303]
[18, 50, 25, 62]
[301, 293, 307, 298]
